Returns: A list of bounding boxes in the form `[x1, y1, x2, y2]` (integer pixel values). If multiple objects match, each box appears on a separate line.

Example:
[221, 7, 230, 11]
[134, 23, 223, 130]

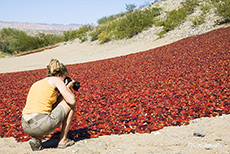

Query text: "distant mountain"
[0, 21, 82, 35]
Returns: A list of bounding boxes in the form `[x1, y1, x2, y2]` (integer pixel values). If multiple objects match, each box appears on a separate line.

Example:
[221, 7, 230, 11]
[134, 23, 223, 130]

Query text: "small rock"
[205, 144, 212, 150]
[214, 138, 222, 141]
[99, 142, 108, 147]
[193, 129, 205, 137]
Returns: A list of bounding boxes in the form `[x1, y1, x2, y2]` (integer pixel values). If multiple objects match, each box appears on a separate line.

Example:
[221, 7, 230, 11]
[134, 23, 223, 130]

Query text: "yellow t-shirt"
[22, 78, 58, 114]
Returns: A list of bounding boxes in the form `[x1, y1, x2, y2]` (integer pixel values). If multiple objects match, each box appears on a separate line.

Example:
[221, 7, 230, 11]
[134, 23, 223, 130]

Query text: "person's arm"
[52, 93, 63, 109]
[56, 94, 64, 104]
[54, 78, 76, 108]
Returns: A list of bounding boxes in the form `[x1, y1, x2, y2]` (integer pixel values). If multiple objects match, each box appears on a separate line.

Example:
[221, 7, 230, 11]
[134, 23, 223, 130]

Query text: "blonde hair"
[47, 59, 68, 77]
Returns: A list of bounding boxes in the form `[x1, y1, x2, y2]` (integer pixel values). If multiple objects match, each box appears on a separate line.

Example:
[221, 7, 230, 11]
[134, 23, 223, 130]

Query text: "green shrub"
[125, 3, 137, 13]
[98, 31, 112, 43]
[75, 25, 93, 42]
[63, 25, 93, 42]
[157, 0, 199, 37]
[98, 16, 116, 25]
[97, 13, 124, 25]
[96, 21, 116, 43]
[191, 14, 205, 26]
[89, 26, 106, 41]
[0, 28, 30, 54]
[214, 0, 230, 20]
[91, 7, 161, 43]
[35, 33, 62, 47]
[200, 3, 212, 14]
[181, 0, 199, 14]
[63, 30, 77, 41]
[0, 28, 62, 55]
[158, 8, 187, 33]
[113, 7, 161, 39]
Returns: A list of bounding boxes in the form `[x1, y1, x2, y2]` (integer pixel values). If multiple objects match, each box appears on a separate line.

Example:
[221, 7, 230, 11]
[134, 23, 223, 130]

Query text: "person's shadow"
[42, 127, 91, 148]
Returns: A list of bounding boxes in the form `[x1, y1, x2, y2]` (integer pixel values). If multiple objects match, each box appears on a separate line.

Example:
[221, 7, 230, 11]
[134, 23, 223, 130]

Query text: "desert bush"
[35, 33, 62, 47]
[63, 30, 77, 41]
[0, 28, 31, 54]
[97, 20, 119, 43]
[89, 26, 105, 41]
[0, 28, 62, 55]
[98, 16, 117, 25]
[181, 0, 199, 14]
[191, 14, 205, 26]
[200, 3, 212, 14]
[75, 25, 93, 42]
[63, 25, 93, 42]
[157, 8, 187, 33]
[157, 0, 199, 37]
[125, 3, 137, 13]
[97, 2, 150, 26]
[214, 0, 230, 20]
[114, 7, 161, 39]
[98, 31, 112, 43]
[97, 12, 126, 25]
[91, 7, 161, 43]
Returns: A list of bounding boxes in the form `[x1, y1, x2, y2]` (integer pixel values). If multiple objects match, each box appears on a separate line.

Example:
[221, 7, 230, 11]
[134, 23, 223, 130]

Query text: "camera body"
[64, 77, 80, 91]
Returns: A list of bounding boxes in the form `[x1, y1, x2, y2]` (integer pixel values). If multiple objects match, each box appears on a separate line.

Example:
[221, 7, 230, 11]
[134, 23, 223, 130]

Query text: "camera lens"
[65, 77, 80, 91]
[73, 81, 80, 91]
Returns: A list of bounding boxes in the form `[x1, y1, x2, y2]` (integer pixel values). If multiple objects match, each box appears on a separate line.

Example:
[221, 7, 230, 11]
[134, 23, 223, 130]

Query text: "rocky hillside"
[67, 0, 229, 47]
[127, 0, 229, 44]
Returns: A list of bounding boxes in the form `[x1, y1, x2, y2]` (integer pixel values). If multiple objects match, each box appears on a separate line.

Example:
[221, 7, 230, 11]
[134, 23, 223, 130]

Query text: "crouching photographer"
[21, 59, 80, 151]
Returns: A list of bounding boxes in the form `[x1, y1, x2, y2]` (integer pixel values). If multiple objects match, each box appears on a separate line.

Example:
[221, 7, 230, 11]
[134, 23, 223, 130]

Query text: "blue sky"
[0, 0, 154, 25]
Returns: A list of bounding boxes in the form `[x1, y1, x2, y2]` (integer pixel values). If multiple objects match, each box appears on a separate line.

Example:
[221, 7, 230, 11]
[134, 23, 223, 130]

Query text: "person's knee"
[60, 101, 70, 113]
[72, 101, 76, 109]
[71, 104, 76, 111]
[60, 100, 76, 114]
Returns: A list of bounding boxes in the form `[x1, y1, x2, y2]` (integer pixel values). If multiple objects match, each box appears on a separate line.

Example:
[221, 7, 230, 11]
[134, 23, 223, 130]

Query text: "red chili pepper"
[0, 27, 230, 142]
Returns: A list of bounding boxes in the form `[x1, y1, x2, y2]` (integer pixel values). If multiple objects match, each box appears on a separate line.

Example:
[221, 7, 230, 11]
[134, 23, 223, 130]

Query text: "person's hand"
[67, 80, 75, 89]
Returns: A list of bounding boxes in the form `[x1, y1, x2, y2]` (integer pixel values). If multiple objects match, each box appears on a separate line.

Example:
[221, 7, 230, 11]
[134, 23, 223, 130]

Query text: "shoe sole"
[29, 139, 41, 151]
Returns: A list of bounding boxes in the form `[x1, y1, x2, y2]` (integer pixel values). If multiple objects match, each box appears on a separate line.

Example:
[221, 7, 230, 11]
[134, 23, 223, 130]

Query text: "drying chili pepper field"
[0, 27, 229, 142]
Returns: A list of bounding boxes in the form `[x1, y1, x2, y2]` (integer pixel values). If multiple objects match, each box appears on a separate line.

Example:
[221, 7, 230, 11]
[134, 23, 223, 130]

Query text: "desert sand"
[1, 25, 230, 153]
[0, 115, 229, 154]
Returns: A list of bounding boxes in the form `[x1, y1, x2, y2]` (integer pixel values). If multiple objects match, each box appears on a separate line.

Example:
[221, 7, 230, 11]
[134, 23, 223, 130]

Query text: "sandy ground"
[0, 26, 230, 154]
[0, 115, 229, 154]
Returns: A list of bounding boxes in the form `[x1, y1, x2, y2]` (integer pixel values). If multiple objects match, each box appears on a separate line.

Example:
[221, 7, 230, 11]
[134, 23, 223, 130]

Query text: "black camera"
[64, 77, 80, 91]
